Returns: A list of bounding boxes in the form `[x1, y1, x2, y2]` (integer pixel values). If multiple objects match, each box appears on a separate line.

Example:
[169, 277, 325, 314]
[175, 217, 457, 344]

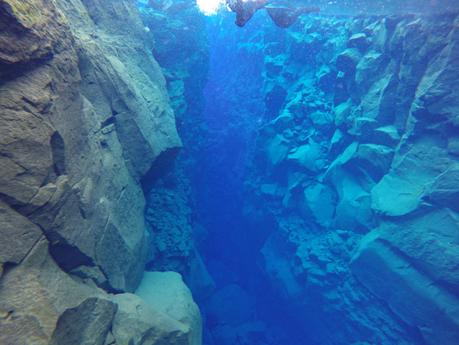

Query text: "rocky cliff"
[246, 13, 459, 344]
[0, 0, 201, 344]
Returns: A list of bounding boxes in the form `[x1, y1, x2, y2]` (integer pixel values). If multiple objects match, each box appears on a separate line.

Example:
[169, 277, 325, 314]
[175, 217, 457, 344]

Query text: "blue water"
[140, 2, 459, 344]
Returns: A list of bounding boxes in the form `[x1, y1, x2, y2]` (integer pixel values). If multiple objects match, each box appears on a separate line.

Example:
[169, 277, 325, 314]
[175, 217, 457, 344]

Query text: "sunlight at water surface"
[197, 0, 226, 14]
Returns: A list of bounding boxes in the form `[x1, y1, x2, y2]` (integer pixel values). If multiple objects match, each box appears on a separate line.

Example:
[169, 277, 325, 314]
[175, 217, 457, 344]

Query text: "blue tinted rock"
[371, 125, 400, 146]
[371, 139, 450, 217]
[336, 48, 361, 75]
[353, 144, 394, 181]
[136, 271, 202, 345]
[351, 215, 459, 345]
[266, 134, 290, 166]
[348, 33, 370, 52]
[287, 140, 325, 173]
[316, 65, 336, 92]
[334, 173, 374, 232]
[426, 164, 459, 211]
[334, 100, 353, 128]
[303, 183, 337, 227]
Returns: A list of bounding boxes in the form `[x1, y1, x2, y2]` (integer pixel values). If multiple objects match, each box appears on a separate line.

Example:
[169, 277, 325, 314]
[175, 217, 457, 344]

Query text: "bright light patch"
[197, 0, 225, 15]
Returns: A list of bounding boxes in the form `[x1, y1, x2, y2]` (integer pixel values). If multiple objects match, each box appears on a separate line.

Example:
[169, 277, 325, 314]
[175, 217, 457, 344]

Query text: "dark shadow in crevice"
[50, 131, 66, 177]
[141, 146, 181, 194]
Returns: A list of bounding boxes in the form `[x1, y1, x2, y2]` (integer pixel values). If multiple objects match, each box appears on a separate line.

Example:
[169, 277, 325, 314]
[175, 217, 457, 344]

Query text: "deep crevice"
[50, 131, 66, 177]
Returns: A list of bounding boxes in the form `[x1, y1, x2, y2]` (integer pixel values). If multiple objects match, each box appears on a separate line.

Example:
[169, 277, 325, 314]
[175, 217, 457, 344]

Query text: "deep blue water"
[196, 16, 312, 345]
[140, 2, 459, 344]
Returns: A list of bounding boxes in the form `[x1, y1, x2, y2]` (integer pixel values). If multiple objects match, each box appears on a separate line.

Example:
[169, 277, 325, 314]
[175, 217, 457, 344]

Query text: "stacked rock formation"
[0, 0, 201, 344]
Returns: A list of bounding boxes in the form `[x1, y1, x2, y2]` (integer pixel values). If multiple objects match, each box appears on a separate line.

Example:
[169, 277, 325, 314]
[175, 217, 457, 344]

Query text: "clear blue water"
[140, 2, 459, 344]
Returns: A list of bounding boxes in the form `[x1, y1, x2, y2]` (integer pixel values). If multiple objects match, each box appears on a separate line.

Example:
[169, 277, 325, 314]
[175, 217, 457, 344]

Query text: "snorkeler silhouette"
[226, 0, 320, 28]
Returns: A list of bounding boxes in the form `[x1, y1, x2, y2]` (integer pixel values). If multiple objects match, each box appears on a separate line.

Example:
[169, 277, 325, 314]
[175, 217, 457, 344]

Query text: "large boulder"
[351, 210, 459, 345]
[302, 182, 337, 228]
[287, 139, 325, 173]
[50, 298, 117, 345]
[371, 138, 450, 217]
[0, 239, 103, 345]
[0, 237, 201, 345]
[112, 293, 191, 345]
[136, 271, 202, 345]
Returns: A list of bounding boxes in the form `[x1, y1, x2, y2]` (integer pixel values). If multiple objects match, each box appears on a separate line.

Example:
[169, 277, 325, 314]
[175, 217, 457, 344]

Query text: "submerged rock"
[351, 210, 459, 344]
[50, 298, 117, 345]
[240, 12, 459, 345]
[112, 293, 190, 345]
[0, 0, 199, 344]
[136, 271, 202, 345]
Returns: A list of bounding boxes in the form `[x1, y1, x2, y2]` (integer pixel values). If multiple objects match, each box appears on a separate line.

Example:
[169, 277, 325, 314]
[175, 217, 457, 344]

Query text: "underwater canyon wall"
[0, 0, 201, 344]
[246, 13, 459, 345]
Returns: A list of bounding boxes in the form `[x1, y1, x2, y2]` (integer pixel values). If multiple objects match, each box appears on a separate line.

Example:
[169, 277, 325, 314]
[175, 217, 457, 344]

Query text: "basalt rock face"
[245, 14, 459, 344]
[0, 0, 197, 344]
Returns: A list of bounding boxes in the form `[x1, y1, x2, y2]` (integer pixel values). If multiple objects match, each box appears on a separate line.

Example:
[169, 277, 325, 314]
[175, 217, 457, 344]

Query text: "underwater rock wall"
[0, 0, 201, 344]
[139, 3, 215, 297]
[247, 13, 459, 344]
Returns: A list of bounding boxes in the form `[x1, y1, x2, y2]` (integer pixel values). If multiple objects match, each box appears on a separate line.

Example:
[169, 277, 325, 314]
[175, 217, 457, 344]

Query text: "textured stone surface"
[0, 239, 98, 345]
[0, 201, 42, 265]
[136, 271, 202, 345]
[0, 0, 198, 344]
[238, 13, 459, 345]
[112, 293, 190, 345]
[0, 0, 180, 291]
[50, 297, 117, 345]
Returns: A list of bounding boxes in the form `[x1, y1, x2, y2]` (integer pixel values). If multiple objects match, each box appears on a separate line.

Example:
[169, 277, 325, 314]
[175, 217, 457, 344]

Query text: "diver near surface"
[226, 0, 320, 28]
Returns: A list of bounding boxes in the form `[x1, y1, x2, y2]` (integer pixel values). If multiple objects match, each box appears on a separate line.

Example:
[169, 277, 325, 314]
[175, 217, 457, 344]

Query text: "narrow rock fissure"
[141, 5, 459, 345]
[2, 1, 459, 345]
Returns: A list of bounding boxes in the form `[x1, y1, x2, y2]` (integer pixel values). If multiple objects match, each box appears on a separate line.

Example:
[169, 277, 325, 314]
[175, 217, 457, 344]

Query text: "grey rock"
[0, 0, 181, 295]
[0, 0, 64, 75]
[0, 238, 101, 345]
[0, 2, 199, 345]
[0, 201, 42, 266]
[50, 297, 117, 345]
[136, 271, 202, 345]
[112, 293, 189, 345]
